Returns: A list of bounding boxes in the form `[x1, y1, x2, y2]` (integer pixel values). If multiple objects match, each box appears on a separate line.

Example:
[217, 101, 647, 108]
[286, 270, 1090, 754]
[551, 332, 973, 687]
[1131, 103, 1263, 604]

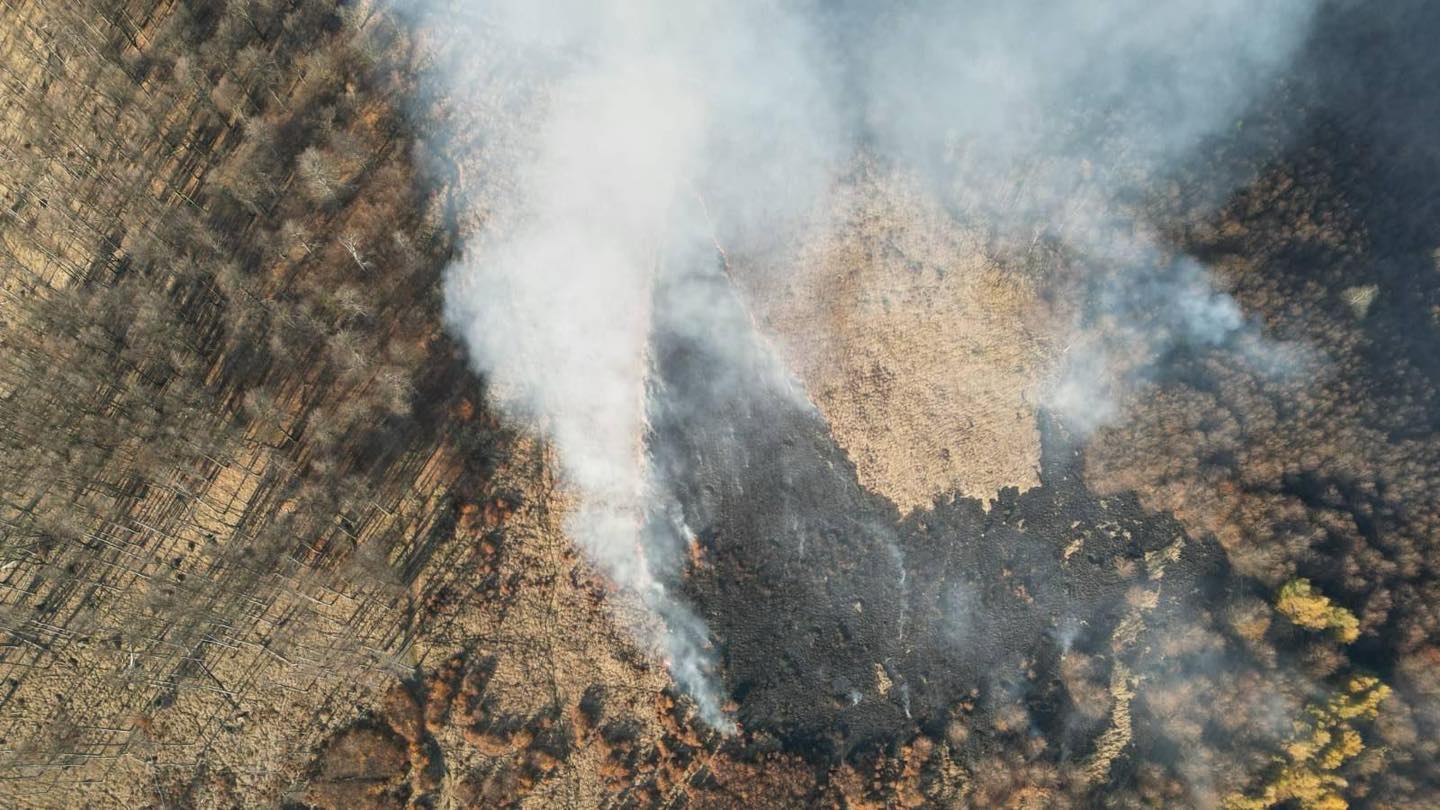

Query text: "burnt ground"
[299, 2, 1440, 804]
[647, 259, 1226, 763]
[631, 0, 1440, 786]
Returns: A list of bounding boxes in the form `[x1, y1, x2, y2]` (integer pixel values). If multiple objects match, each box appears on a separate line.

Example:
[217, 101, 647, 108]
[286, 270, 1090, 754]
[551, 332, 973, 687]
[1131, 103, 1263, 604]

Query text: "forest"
[0, 1, 1438, 809]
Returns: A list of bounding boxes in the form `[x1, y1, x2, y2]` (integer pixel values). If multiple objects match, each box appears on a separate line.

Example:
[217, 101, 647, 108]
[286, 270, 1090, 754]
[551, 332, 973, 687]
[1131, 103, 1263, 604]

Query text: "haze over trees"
[0, 1, 1436, 808]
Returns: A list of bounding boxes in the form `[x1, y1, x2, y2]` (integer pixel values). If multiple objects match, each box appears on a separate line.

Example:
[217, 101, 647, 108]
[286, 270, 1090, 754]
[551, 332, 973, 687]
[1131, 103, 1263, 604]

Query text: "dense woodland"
[1082, 153, 1440, 806]
[0, 0, 1437, 808]
[1086, 15, 1440, 801]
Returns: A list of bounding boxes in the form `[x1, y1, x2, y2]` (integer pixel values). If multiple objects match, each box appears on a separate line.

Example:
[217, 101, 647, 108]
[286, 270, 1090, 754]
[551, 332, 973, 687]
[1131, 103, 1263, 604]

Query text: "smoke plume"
[407, 0, 1321, 727]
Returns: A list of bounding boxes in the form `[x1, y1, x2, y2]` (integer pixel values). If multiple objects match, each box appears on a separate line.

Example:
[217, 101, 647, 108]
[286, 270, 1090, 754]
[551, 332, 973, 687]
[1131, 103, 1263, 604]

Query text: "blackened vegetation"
[3, 1, 1438, 806]
[648, 259, 1222, 766]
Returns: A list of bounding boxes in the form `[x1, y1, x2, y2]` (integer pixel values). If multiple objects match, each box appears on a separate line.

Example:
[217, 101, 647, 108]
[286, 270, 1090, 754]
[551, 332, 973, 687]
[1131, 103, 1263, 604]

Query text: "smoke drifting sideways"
[421, 0, 840, 731]
[845, 0, 1321, 431]
[403, 0, 1320, 730]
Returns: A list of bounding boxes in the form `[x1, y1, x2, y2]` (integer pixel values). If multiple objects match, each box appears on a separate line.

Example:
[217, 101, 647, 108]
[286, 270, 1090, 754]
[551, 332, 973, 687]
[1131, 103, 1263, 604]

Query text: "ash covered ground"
[651, 259, 1220, 758]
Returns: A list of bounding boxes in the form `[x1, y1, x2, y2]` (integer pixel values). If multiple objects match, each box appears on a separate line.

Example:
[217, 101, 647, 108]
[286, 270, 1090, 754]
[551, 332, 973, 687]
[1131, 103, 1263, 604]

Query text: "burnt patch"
[647, 261, 1220, 761]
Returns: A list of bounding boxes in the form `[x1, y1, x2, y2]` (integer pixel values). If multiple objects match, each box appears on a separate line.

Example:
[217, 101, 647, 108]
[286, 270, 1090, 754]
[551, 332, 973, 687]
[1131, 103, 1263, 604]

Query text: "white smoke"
[401, 0, 1320, 728]
[846, 0, 1320, 431]
[429, 0, 839, 731]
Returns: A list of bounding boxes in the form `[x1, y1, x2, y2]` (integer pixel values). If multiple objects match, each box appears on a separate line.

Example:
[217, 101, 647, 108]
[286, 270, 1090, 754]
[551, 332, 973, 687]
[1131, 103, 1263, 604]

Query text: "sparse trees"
[0, 5, 461, 799]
